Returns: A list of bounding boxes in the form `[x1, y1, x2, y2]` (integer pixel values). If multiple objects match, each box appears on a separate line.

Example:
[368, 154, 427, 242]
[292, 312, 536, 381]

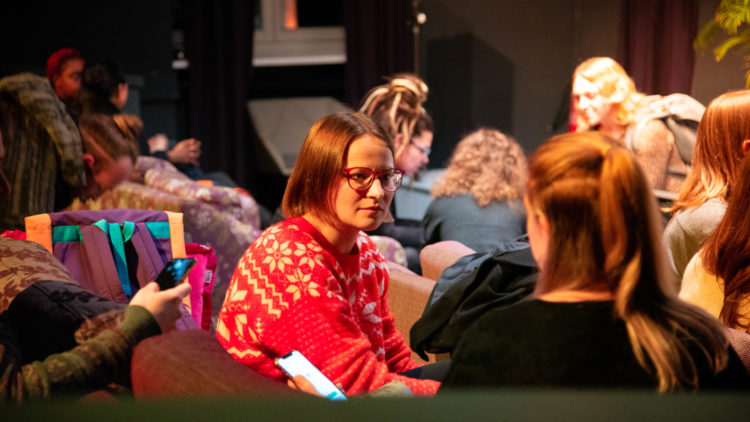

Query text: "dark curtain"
[344, 0, 414, 108]
[183, 0, 255, 189]
[617, 0, 699, 96]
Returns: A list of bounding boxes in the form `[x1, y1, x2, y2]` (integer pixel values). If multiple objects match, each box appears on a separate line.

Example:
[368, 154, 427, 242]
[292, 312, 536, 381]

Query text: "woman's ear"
[742, 139, 750, 156]
[83, 152, 95, 169]
[110, 83, 129, 109]
[537, 212, 550, 238]
[393, 133, 405, 150]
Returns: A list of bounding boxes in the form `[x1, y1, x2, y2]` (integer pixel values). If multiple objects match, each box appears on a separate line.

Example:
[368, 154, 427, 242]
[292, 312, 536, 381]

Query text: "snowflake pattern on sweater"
[216, 217, 439, 395]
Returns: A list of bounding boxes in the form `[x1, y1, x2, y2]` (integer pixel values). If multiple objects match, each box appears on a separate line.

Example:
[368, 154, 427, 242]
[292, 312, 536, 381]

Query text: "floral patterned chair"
[67, 157, 263, 326]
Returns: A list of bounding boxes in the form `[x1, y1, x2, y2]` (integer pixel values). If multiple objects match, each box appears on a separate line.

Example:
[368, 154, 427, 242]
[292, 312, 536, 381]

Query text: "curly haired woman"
[423, 128, 527, 252]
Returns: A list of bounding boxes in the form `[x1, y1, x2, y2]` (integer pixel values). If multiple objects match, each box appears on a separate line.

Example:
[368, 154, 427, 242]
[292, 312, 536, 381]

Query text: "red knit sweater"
[217, 217, 439, 395]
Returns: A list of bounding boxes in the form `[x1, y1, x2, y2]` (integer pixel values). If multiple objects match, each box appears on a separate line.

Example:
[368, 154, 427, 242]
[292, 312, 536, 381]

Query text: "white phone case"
[276, 350, 347, 400]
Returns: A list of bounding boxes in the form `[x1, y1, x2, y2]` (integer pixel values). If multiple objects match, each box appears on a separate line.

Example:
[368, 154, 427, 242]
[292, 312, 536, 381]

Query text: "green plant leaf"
[695, 20, 721, 49]
[717, 0, 750, 34]
[714, 35, 745, 60]
[713, 29, 750, 60]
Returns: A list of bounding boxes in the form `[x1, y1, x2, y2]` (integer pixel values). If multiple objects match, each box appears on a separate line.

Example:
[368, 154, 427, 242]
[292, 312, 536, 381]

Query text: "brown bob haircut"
[282, 112, 393, 225]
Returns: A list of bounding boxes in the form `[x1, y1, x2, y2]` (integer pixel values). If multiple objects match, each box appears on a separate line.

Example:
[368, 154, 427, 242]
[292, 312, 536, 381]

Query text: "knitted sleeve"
[261, 295, 439, 396]
[0, 305, 160, 402]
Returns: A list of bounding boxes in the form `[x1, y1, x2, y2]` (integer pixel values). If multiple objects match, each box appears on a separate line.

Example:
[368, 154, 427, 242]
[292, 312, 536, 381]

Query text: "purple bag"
[26, 209, 187, 304]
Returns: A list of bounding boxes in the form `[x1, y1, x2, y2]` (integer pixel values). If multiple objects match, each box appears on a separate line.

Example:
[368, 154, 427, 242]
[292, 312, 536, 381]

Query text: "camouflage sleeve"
[0, 305, 160, 402]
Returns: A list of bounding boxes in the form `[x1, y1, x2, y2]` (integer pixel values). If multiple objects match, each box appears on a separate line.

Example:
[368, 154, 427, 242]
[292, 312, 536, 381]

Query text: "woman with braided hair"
[359, 74, 433, 271]
[359, 74, 433, 178]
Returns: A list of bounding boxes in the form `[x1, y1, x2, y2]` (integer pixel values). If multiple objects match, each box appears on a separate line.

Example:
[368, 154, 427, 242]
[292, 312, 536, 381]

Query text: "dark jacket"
[410, 240, 537, 360]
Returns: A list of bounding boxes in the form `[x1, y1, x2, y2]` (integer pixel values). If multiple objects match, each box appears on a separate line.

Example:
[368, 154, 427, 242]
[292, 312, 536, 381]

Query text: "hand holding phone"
[154, 258, 196, 291]
[276, 350, 347, 400]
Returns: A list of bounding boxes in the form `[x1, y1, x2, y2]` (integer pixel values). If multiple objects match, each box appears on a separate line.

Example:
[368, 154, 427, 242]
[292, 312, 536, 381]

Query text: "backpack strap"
[165, 211, 186, 258]
[103, 220, 134, 299]
[24, 213, 53, 253]
[130, 222, 168, 288]
[79, 224, 128, 303]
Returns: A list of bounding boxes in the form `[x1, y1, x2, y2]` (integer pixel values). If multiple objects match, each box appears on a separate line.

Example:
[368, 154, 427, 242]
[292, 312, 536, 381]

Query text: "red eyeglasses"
[343, 167, 405, 192]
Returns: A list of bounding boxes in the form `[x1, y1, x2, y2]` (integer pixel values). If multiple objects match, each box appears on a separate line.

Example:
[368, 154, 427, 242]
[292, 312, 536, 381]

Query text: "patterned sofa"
[67, 156, 262, 324]
[126, 241, 476, 400]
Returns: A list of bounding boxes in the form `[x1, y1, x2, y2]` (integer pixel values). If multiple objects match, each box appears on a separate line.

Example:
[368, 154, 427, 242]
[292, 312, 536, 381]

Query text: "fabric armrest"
[420, 241, 476, 281]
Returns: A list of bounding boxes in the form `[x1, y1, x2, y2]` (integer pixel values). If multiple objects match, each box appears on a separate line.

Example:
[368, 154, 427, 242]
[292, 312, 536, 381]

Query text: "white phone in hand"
[275, 350, 347, 401]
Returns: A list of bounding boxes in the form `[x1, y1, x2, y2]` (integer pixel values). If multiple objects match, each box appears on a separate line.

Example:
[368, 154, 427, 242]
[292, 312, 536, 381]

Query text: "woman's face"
[333, 135, 395, 236]
[81, 154, 133, 201]
[572, 76, 612, 129]
[396, 131, 432, 177]
[53, 58, 84, 101]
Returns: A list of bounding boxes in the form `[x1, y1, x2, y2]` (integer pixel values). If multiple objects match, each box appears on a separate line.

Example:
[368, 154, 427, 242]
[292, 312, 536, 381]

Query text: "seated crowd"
[1, 49, 750, 404]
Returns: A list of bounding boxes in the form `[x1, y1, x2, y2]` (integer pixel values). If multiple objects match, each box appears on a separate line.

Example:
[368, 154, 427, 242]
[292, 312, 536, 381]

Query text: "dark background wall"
[420, 0, 578, 167]
[0, 0, 746, 202]
[418, 0, 744, 168]
[0, 0, 180, 144]
[692, 0, 747, 104]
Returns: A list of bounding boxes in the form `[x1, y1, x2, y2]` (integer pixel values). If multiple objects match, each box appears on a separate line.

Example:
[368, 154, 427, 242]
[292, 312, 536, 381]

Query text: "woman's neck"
[598, 118, 627, 141]
[598, 125, 627, 142]
[303, 213, 358, 255]
[539, 289, 615, 303]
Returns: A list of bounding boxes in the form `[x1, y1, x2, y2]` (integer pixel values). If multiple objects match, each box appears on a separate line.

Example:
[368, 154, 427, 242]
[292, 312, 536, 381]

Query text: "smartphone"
[154, 258, 196, 290]
[275, 350, 347, 401]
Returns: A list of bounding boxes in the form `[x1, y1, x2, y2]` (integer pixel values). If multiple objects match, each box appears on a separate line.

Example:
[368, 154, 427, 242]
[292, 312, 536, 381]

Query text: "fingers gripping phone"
[155, 258, 196, 290]
[275, 350, 347, 400]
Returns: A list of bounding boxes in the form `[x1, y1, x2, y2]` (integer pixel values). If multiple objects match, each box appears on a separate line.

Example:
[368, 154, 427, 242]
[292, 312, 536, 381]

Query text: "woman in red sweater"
[217, 112, 440, 396]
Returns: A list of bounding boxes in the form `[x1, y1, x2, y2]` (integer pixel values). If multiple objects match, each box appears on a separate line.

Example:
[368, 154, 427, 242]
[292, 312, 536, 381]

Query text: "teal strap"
[121, 221, 135, 242]
[52, 226, 82, 243]
[51, 219, 170, 300]
[51, 222, 169, 244]
[93, 218, 108, 233]
[108, 222, 132, 299]
[145, 222, 170, 239]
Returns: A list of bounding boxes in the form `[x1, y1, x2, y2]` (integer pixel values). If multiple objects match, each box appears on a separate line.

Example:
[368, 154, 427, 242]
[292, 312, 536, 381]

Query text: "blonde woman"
[441, 132, 748, 391]
[572, 57, 688, 193]
[423, 128, 527, 252]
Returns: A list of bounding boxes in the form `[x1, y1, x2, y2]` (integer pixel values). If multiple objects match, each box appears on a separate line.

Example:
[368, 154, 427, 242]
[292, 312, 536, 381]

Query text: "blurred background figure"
[78, 57, 235, 187]
[572, 57, 690, 194]
[360, 73, 433, 272]
[680, 151, 750, 332]
[45, 48, 84, 112]
[664, 90, 750, 284]
[441, 131, 748, 392]
[0, 72, 140, 230]
[423, 128, 527, 252]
